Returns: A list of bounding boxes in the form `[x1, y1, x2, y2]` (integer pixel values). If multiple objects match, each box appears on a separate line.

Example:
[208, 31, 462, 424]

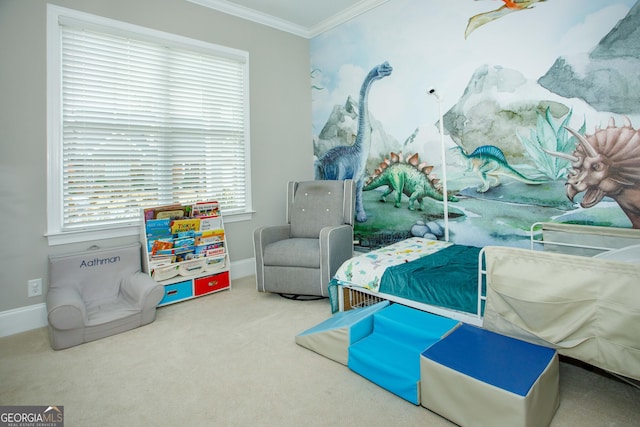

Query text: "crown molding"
[187, 0, 308, 37]
[187, 0, 389, 39]
[307, 0, 389, 38]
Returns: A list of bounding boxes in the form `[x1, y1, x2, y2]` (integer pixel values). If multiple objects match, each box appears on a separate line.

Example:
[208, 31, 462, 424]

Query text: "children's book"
[146, 218, 171, 235]
[192, 201, 220, 217]
[170, 218, 201, 234]
[144, 204, 190, 221]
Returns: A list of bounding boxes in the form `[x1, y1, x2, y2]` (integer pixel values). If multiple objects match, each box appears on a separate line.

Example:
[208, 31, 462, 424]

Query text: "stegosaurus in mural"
[364, 152, 458, 212]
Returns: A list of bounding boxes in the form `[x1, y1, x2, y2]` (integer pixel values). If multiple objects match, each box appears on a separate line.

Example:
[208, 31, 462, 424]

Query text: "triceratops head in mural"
[545, 117, 640, 228]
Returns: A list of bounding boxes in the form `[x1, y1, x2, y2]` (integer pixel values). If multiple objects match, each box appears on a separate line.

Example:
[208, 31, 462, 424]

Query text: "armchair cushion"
[263, 238, 320, 268]
[289, 180, 349, 238]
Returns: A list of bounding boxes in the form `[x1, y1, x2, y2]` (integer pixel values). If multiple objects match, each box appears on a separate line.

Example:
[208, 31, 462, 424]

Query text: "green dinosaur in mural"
[363, 152, 457, 211]
[455, 145, 546, 192]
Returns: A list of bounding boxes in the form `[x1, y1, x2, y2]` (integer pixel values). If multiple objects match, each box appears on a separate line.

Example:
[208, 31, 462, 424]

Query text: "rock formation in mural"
[538, 1, 640, 114]
[314, 99, 399, 164]
[444, 64, 570, 166]
[314, 96, 357, 157]
[314, 61, 393, 222]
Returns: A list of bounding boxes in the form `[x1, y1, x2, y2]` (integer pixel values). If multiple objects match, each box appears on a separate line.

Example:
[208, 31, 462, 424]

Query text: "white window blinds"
[49, 7, 250, 240]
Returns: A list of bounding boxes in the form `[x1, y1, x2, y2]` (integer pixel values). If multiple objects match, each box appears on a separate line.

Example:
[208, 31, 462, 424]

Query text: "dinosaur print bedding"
[333, 237, 452, 293]
[330, 237, 482, 314]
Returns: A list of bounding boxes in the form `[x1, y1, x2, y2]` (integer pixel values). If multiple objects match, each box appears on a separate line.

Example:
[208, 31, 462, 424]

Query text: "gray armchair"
[46, 243, 164, 350]
[254, 180, 355, 297]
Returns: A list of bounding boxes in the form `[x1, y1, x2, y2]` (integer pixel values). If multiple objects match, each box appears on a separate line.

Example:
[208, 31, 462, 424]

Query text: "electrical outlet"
[28, 278, 43, 297]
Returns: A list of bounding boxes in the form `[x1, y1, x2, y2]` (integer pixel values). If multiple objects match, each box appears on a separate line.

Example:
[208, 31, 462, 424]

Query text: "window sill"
[46, 211, 254, 246]
[46, 225, 140, 246]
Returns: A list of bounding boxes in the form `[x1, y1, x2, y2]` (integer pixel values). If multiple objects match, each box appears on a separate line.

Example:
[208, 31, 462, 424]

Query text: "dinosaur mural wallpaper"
[311, 0, 640, 249]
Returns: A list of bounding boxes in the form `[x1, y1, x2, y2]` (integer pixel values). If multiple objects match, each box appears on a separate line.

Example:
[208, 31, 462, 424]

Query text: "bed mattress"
[331, 237, 482, 315]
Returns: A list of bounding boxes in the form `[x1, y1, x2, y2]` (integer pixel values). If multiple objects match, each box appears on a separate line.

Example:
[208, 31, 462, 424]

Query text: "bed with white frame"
[330, 222, 640, 380]
[330, 237, 487, 326]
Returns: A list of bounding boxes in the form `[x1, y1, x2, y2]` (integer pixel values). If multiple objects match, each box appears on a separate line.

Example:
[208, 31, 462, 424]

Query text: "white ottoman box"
[420, 323, 559, 427]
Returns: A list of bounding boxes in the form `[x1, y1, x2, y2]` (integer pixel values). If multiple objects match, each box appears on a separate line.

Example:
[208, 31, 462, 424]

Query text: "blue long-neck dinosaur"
[314, 61, 393, 222]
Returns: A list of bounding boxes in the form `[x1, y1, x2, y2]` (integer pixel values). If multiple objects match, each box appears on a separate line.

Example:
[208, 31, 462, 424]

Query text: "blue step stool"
[348, 304, 459, 405]
[420, 323, 559, 427]
[295, 301, 390, 365]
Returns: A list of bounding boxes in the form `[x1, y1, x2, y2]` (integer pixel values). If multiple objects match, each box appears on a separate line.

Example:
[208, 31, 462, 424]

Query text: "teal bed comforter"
[379, 244, 482, 314]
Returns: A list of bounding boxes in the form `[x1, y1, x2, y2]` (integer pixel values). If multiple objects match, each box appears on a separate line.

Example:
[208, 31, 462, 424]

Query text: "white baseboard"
[230, 257, 256, 280]
[0, 258, 256, 339]
[0, 303, 48, 338]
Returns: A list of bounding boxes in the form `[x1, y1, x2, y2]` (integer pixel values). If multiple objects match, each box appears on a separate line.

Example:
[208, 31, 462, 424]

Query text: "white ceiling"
[188, 0, 389, 38]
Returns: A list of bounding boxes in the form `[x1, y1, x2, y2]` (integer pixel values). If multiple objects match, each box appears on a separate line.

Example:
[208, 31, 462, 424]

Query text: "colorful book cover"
[195, 229, 224, 245]
[147, 235, 174, 251]
[204, 247, 226, 257]
[174, 237, 195, 248]
[200, 216, 223, 232]
[147, 204, 189, 220]
[154, 246, 195, 256]
[192, 201, 219, 217]
[170, 218, 201, 234]
[146, 218, 171, 235]
[194, 241, 224, 255]
[151, 239, 174, 255]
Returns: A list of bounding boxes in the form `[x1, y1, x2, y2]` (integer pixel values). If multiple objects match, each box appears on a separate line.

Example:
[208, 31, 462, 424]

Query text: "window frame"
[46, 5, 252, 246]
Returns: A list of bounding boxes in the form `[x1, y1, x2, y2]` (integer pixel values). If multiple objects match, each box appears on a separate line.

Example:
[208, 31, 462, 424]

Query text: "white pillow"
[593, 244, 640, 265]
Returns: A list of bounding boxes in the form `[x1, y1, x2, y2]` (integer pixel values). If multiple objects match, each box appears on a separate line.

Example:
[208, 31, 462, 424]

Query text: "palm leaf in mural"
[517, 107, 585, 180]
[465, 0, 548, 39]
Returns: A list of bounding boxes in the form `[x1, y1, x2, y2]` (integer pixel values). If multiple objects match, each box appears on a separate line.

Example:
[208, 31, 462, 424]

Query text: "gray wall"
[0, 0, 313, 314]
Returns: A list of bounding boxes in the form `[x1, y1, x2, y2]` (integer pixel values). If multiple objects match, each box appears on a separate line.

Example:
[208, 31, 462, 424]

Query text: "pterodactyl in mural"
[466, 0, 548, 38]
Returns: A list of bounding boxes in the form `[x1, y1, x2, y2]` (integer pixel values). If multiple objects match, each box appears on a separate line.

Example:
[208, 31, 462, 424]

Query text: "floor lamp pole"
[428, 88, 449, 242]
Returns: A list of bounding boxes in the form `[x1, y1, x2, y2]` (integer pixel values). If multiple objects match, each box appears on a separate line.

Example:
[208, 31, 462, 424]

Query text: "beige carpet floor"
[1, 275, 639, 426]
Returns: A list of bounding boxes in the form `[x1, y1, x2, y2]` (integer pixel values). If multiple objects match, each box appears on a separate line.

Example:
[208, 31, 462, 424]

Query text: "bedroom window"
[46, 5, 251, 245]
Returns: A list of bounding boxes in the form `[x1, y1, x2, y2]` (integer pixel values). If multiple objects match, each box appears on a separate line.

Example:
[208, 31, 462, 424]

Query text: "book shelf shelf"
[140, 201, 230, 306]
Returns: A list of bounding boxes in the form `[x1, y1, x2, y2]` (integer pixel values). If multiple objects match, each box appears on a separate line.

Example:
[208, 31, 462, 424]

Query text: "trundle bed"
[328, 222, 640, 380]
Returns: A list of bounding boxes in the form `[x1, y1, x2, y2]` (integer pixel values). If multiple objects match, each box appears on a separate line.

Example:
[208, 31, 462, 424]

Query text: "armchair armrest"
[46, 286, 86, 330]
[253, 225, 291, 292]
[320, 224, 354, 280]
[253, 224, 291, 266]
[254, 225, 291, 251]
[121, 272, 164, 309]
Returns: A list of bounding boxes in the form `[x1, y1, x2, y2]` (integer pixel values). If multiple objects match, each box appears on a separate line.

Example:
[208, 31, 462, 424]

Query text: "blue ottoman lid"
[422, 324, 556, 396]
